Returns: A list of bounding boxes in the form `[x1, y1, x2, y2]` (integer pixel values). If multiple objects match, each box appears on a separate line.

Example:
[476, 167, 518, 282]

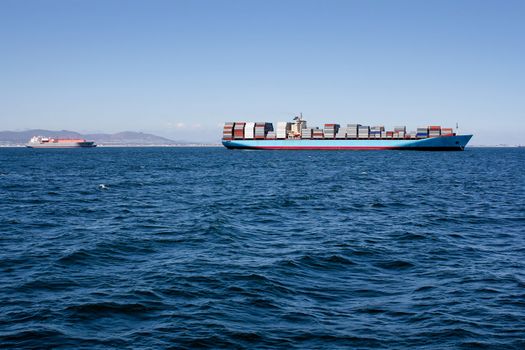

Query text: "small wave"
[29, 221, 58, 228]
[248, 298, 279, 309]
[414, 285, 436, 292]
[376, 259, 415, 270]
[56, 249, 93, 265]
[19, 278, 80, 291]
[475, 287, 500, 294]
[281, 311, 318, 323]
[0, 329, 66, 346]
[354, 306, 386, 315]
[175, 335, 238, 349]
[66, 302, 154, 317]
[371, 202, 386, 208]
[224, 329, 264, 343]
[459, 341, 493, 349]
[353, 288, 395, 297]
[416, 327, 481, 340]
[289, 332, 383, 347]
[1, 218, 21, 225]
[325, 254, 356, 265]
[293, 254, 357, 270]
[397, 232, 427, 240]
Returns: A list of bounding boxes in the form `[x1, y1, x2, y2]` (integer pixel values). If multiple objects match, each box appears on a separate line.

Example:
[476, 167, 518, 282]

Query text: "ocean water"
[0, 147, 524, 349]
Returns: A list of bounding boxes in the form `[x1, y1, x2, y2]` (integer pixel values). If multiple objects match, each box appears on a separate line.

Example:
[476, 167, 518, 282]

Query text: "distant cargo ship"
[26, 136, 96, 148]
[222, 116, 472, 151]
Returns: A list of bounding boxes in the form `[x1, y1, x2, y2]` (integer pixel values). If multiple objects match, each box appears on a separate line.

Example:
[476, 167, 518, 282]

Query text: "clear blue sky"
[1, 0, 524, 144]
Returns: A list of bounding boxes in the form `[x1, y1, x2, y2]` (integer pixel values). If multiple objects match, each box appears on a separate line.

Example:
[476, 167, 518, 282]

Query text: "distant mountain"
[83, 131, 180, 145]
[0, 130, 182, 146]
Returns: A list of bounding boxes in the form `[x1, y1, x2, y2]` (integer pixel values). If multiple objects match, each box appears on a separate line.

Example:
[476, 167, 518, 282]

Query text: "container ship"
[26, 136, 96, 148]
[222, 116, 472, 151]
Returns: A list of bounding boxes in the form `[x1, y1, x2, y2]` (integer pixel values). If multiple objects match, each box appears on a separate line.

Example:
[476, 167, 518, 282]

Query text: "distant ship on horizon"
[26, 136, 96, 148]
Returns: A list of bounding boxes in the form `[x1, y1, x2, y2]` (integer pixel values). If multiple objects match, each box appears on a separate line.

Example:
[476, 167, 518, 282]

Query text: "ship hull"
[223, 135, 472, 151]
[26, 142, 96, 148]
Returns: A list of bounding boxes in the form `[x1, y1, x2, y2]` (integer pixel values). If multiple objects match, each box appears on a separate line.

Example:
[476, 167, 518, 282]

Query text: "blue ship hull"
[223, 135, 472, 151]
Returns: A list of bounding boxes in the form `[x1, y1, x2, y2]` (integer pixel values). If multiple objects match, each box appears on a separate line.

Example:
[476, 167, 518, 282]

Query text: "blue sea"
[1, 147, 524, 349]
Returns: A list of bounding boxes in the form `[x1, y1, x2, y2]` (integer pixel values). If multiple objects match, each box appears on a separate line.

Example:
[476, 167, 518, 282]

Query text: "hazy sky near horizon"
[1, 0, 524, 144]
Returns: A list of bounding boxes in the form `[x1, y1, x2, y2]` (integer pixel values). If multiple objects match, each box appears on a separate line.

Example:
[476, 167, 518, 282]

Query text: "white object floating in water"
[98, 184, 109, 190]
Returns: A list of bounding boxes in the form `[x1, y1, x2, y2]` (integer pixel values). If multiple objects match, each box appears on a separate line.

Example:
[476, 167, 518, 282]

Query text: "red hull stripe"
[247, 146, 399, 150]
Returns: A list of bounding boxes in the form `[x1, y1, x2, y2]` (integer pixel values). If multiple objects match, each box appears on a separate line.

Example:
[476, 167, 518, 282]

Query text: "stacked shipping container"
[441, 128, 454, 136]
[370, 126, 384, 139]
[335, 128, 347, 139]
[312, 128, 324, 139]
[255, 122, 273, 139]
[416, 127, 428, 138]
[358, 126, 370, 139]
[244, 122, 255, 139]
[301, 128, 313, 138]
[428, 126, 441, 137]
[393, 126, 406, 139]
[276, 122, 291, 139]
[223, 122, 455, 140]
[323, 124, 339, 139]
[347, 124, 360, 139]
[234, 122, 246, 139]
[223, 122, 234, 140]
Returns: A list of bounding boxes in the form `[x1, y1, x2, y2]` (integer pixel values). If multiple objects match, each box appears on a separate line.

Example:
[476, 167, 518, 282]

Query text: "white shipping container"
[301, 131, 312, 138]
[276, 122, 290, 131]
[244, 122, 255, 139]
